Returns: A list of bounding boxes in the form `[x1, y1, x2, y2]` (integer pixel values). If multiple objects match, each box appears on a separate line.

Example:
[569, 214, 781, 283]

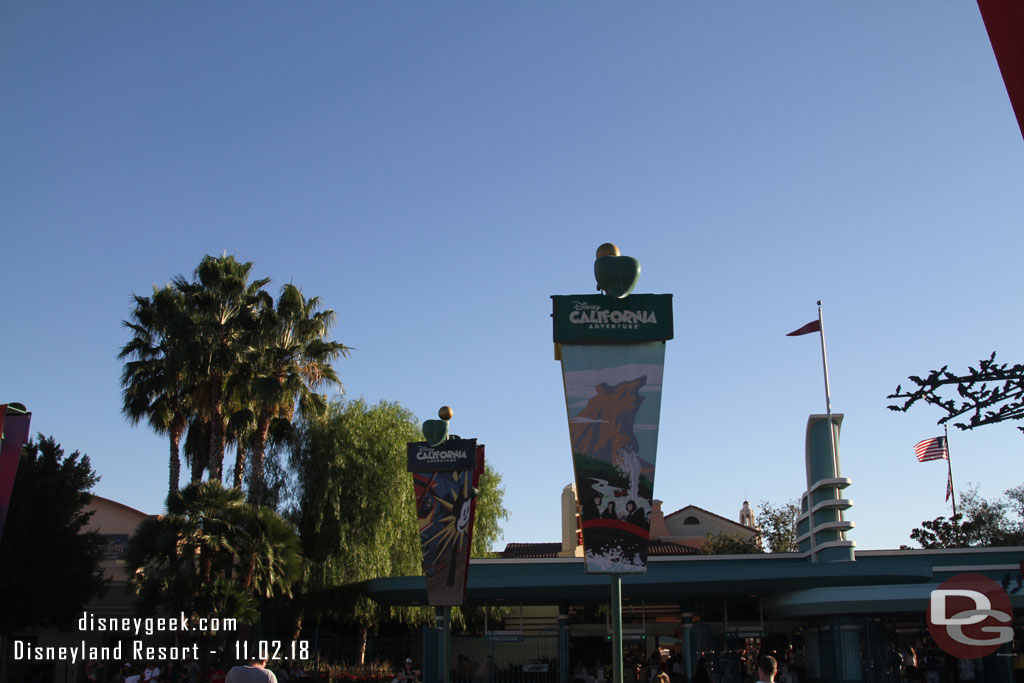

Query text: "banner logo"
[552, 294, 673, 344]
[927, 573, 1013, 658]
[407, 439, 476, 472]
[568, 301, 658, 329]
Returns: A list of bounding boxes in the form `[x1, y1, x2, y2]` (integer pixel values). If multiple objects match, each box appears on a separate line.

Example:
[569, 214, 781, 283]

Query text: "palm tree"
[126, 481, 299, 626]
[119, 285, 192, 497]
[239, 506, 302, 597]
[174, 255, 268, 482]
[235, 284, 350, 503]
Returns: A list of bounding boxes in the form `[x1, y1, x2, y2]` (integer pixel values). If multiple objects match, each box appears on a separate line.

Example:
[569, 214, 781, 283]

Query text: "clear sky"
[3, 2, 1022, 552]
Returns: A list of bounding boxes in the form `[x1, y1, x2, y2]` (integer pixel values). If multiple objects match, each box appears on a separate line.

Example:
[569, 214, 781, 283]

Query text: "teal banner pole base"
[611, 574, 623, 683]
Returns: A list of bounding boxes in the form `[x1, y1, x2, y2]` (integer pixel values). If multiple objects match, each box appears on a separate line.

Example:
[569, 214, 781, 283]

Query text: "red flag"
[946, 471, 953, 502]
[977, 0, 1024, 141]
[786, 320, 821, 336]
[915, 436, 948, 462]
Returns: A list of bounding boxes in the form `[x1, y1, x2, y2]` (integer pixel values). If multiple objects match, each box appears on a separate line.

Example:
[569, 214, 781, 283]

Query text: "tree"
[469, 462, 508, 558]
[234, 283, 350, 503]
[287, 400, 508, 649]
[173, 254, 269, 482]
[904, 482, 1024, 548]
[125, 481, 301, 623]
[888, 352, 1024, 434]
[122, 255, 350, 497]
[0, 435, 108, 634]
[700, 532, 763, 555]
[757, 498, 801, 553]
[288, 400, 426, 637]
[119, 285, 192, 497]
[905, 514, 973, 549]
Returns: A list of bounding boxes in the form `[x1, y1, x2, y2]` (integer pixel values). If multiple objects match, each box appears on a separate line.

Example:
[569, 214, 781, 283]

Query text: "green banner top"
[552, 294, 673, 344]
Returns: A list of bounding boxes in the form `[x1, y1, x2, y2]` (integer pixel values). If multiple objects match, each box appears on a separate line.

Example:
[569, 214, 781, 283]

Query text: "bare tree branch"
[887, 352, 1024, 434]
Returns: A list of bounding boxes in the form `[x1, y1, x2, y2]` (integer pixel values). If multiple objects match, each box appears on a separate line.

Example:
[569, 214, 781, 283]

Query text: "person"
[474, 655, 494, 683]
[209, 662, 227, 683]
[693, 657, 710, 683]
[226, 655, 278, 683]
[626, 501, 646, 527]
[601, 502, 618, 520]
[582, 494, 602, 521]
[902, 646, 918, 683]
[922, 650, 942, 683]
[756, 656, 777, 683]
[649, 649, 662, 682]
[394, 658, 418, 683]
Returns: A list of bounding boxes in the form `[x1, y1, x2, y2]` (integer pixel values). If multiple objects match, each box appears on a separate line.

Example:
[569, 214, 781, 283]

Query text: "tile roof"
[500, 541, 700, 559]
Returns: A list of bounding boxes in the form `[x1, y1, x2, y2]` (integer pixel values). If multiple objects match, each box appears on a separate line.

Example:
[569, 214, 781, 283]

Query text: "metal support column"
[611, 575, 623, 683]
[681, 612, 694, 683]
[435, 607, 450, 683]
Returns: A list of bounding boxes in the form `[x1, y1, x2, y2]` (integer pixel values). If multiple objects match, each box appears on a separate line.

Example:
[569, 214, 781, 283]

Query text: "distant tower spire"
[739, 500, 756, 528]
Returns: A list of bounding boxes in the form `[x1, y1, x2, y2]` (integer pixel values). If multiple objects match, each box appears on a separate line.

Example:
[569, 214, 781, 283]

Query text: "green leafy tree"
[119, 284, 192, 496]
[905, 514, 973, 549]
[700, 532, 763, 555]
[888, 352, 1024, 434]
[0, 435, 108, 633]
[288, 400, 426, 637]
[757, 498, 801, 553]
[469, 460, 508, 558]
[904, 483, 1024, 548]
[288, 400, 508, 649]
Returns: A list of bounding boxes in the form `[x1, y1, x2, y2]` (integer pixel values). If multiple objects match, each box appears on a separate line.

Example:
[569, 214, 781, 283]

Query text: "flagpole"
[817, 301, 842, 538]
[817, 302, 839, 474]
[945, 424, 957, 518]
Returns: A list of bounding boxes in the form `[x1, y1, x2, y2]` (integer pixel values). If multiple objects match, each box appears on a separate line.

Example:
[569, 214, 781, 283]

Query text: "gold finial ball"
[596, 243, 620, 258]
[438, 406, 454, 421]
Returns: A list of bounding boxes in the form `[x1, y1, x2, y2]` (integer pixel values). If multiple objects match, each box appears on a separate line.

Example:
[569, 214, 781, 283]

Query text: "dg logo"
[927, 573, 1014, 659]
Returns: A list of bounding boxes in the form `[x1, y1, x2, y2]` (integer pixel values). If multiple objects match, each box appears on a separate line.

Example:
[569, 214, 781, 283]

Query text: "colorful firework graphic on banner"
[408, 439, 483, 606]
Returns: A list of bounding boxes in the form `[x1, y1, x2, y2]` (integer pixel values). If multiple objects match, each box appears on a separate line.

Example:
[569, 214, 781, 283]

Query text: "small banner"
[0, 406, 32, 542]
[409, 441, 483, 606]
[553, 294, 672, 574]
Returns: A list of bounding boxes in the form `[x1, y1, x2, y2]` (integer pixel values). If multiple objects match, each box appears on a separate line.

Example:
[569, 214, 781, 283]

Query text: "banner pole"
[611, 574, 623, 683]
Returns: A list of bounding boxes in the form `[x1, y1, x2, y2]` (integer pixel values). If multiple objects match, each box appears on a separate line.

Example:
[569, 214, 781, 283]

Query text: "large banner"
[408, 439, 483, 606]
[553, 294, 672, 574]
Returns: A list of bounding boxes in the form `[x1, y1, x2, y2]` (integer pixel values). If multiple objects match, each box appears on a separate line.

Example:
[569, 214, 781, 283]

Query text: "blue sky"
[2, 2, 1022, 552]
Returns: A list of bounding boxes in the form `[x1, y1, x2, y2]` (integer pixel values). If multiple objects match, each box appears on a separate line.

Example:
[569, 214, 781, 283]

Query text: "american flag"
[915, 436, 948, 462]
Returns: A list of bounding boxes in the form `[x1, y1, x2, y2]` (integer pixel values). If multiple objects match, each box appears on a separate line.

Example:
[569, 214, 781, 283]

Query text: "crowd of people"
[73, 657, 315, 683]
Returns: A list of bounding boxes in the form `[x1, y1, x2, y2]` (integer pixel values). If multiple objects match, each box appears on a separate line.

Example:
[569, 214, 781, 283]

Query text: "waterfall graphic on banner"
[560, 343, 666, 573]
